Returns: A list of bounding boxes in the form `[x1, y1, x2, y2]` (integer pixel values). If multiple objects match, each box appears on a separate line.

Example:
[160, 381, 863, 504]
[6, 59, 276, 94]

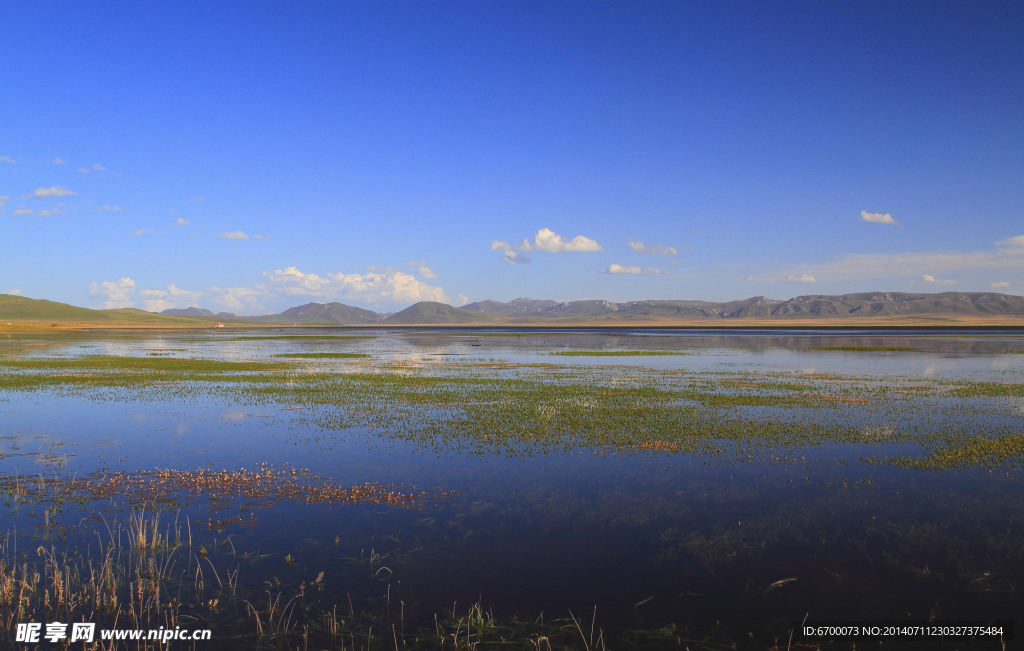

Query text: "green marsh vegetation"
[0, 355, 289, 391]
[2, 346, 1023, 466]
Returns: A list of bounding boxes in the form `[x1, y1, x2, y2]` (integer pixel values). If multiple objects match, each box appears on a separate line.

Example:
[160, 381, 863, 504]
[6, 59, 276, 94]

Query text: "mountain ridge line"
[3, 291, 1024, 327]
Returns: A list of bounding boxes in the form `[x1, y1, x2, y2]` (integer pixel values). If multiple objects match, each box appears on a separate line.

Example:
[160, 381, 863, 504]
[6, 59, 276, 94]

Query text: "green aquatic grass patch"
[0, 355, 290, 391]
[273, 352, 370, 359]
[947, 381, 1024, 397]
[878, 434, 1024, 471]
[230, 367, 880, 457]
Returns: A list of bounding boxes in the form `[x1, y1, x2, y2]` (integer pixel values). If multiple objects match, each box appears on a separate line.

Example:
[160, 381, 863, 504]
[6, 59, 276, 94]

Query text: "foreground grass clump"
[0, 519, 735, 651]
[0, 510, 236, 649]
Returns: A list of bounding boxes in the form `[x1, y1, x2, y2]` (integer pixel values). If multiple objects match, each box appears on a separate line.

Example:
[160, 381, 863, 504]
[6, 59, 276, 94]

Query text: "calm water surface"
[2, 327, 1022, 648]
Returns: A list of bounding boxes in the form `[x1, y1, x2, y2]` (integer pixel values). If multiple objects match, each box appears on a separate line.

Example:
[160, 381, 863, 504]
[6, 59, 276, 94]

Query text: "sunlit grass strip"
[273, 352, 369, 359]
[549, 350, 687, 356]
[807, 346, 917, 352]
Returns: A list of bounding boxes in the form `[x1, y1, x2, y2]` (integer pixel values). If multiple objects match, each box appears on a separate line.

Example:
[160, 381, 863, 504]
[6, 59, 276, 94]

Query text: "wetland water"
[2, 327, 1022, 649]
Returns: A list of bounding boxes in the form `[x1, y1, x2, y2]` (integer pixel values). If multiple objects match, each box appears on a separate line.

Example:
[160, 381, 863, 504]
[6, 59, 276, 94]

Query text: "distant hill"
[462, 297, 559, 316]
[4, 291, 1024, 327]
[382, 301, 494, 324]
[248, 302, 382, 325]
[1, 294, 221, 326]
[460, 292, 1024, 322]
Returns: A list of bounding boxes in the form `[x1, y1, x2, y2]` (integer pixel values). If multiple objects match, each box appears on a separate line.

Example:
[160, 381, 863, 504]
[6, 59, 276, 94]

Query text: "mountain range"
[170, 291, 1024, 324]
[4, 292, 1024, 327]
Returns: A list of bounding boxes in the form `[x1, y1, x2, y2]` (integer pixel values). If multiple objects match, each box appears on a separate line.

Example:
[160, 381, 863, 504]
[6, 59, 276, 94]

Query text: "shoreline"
[4, 316, 1024, 331]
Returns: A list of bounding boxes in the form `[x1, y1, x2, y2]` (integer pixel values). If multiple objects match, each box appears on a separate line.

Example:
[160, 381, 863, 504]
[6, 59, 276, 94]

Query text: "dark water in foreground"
[1, 327, 1022, 648]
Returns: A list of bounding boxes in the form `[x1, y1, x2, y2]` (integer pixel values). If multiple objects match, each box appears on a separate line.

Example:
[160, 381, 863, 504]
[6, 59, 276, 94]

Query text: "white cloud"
[456, 294, 469, 306]
[36, 208, 63, 217]
[787, 273, 818, 283]
[604, 264, 642, 274]
[111, 261, 458, 315]
[217, 230, 269, 241]
[7, 288, 22, 295]
[528, 227, 602, 252]
[29, 186, 76, 199]
[502, 250, 531, 265]
[78, 163, 105, 174]
[13, 206, 33, 216]
[919, 274, 957, 286]
[98, 205, 122, 212]
[264, 266, 449, 304]
[50, 158, 68, 165]
[764, 235, 1024, 284]
[0, 195, 8, 208]
[0, 156, 14, 163]
[492, 227, 601, 264]
[601, 264, 667, 275]
[92, 280, 266, 314]
[187, 197, 205, 203]
[174, 217, 191, 226]
[88, 277, 136, 309]
[139, 284, 203, 312]
[860, 210, 898, 225]
[992, 281, 1011, 288]
[264, 266, 328, 294]
[215, 287, 261, 312]
[407, 260, 439, 279]
[628, 238, 678, 256]
[130, 229, 155, 236]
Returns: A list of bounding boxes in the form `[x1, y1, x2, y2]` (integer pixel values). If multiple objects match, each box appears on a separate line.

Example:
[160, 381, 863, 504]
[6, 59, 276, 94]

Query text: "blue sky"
[2, 1, 1022, 314]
